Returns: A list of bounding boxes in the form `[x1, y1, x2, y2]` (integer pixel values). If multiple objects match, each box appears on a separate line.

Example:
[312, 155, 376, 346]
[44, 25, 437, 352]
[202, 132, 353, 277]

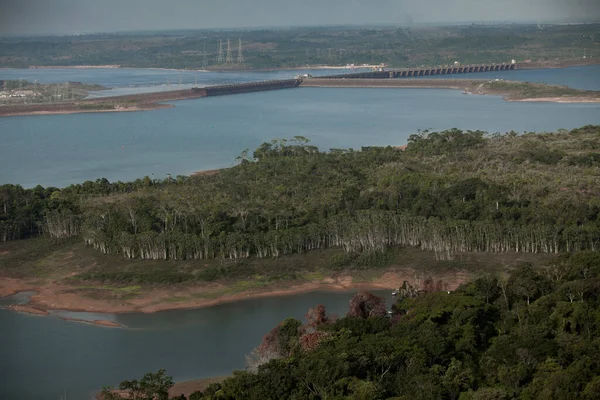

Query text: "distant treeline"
[1, 126, 599, 264]
[1, 24, 599, 69]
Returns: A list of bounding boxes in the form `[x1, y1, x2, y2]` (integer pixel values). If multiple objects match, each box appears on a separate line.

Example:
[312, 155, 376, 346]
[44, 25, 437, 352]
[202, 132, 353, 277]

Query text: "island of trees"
[1, 126, 599, 284]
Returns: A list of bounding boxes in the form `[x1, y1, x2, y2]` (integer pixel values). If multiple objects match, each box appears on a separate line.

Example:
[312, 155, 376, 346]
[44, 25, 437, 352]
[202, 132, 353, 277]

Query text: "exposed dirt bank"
[96, 376, 228, 400]
[513, 97, 600, 103]
[0, 268, 468, 316]
[59, 317, 121, 327]
[192, 169, 222, 177]
[0, 88, 205, 117]
[28, 65, 122, 69]
[4, 304, 49, 315]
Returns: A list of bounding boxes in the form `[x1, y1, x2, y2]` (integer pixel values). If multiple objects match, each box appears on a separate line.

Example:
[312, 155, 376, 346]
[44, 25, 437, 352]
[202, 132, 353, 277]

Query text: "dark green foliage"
[177, 257, 600, 399]
[2, 127, 600, 285]
[102, 369, 173, 400]
[406, 128, 486, 156]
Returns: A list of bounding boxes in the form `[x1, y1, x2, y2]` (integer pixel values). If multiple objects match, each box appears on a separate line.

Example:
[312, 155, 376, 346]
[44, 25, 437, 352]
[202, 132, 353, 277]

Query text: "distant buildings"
[11, 90, 36, 97]
[0, 89, 38, 98]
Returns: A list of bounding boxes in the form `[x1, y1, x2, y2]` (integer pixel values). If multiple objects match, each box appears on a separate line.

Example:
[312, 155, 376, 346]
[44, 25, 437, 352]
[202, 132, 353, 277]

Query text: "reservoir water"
[1, 65, 599, 188]
[0, 65, 599, 399]
[0, 290, 390, 400]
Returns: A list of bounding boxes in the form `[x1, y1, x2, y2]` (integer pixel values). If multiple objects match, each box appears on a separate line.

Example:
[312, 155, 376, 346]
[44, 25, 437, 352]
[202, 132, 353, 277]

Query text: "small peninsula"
[1, 125, 598, 317]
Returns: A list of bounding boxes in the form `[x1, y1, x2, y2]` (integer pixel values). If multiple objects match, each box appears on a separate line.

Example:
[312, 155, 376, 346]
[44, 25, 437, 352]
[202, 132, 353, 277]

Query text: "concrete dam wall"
[186, 63, 517, 98]
[319, 63, 517, 79]
[193, 79, 302, 97]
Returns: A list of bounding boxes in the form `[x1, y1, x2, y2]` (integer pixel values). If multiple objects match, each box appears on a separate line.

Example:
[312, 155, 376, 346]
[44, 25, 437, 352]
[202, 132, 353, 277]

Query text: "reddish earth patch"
[5, 304, 49, 315]
[192, 169, 222, 177]
[60, 317, 121, 327]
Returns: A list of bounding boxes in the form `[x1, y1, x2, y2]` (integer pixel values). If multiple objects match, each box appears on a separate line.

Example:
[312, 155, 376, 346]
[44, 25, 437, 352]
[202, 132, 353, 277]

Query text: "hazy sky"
[1, 0, 599, 35]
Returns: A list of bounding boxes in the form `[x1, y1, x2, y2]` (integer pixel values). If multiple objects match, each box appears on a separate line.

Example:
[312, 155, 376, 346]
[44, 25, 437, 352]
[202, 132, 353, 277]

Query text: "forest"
[102, 251, 600, 399]
[1, 23, 599, 70]
[1, 126, 599, 286]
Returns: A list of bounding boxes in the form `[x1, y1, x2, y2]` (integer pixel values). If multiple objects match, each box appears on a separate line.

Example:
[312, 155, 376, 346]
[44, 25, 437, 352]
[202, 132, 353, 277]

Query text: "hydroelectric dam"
[191, 62, 518, 96]
[0, 62, 521, 117]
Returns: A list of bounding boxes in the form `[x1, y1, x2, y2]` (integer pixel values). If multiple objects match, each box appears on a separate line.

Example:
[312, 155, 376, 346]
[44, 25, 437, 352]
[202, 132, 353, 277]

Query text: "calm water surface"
[0, 290, 391, 400]
[1, 66, 599, 188]
[0, 66, 599, 398]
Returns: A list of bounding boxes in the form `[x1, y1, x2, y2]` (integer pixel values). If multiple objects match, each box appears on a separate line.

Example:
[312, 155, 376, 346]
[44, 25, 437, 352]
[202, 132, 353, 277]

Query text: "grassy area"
[0, 235, 554, 301]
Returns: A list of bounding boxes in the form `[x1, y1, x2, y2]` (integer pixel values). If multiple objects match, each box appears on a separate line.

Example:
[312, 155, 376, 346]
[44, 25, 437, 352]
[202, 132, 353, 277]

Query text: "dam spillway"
[190, 63, 517, 96]
[318, 63, 517, 79]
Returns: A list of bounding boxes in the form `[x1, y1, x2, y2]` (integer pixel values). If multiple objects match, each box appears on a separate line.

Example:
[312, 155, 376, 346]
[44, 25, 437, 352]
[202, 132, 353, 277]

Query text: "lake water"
[0, 289, 391, 400]
[1, 65, 599, 188]
[0, 65, 599, 398]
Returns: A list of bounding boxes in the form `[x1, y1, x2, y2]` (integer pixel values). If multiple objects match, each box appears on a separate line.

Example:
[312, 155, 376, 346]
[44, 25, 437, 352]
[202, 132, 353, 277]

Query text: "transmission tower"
[217, 40, 224, 64]
[203, 42, 208, 68]
[226, 39, 233, 64]
[237, 38, 244, 65]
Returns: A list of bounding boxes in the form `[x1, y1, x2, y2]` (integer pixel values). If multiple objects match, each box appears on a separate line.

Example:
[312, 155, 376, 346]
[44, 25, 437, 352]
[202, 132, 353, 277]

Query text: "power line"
[217, 40, 224, 64]
[237, 38, 244, 65]
[226, 39, 233, 64]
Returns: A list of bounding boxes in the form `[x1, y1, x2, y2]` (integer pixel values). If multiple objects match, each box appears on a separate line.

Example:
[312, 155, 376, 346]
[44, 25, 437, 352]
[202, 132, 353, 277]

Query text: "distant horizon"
[1, 0, 599, 36]
[1, 19, 599, 38]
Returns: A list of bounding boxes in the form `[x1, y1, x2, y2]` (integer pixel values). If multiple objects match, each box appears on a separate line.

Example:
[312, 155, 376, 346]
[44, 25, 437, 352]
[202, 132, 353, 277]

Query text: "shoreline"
[3, 68, 599, 117]
[300, 78, 600, 103]
[0, 269, 467, 319]
[58, 316, 121, 327]
[0, 104, 171, 117]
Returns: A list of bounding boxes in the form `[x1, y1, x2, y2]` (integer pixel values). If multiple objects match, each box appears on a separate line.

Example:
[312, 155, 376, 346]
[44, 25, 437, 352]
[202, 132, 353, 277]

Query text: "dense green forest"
[1, 126, 599, 285]
[103, 251, 600, 399]
[1, 24, 598, 69]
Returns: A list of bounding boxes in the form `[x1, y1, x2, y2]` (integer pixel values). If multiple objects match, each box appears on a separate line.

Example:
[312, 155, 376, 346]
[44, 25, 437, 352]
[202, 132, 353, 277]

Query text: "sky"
[0, 0, 599, 36]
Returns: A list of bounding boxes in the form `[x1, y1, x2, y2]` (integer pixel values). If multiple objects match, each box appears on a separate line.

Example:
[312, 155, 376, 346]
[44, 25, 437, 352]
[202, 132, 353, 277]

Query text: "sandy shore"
[0, 105, 170, 117]
[59, 317, 121, 327]
[192, 168, 222, 177]
[4, 304, 50, 315]
[0, 269, 468, 317]
[28, 65, 122, 69]
[512, 97, 600, 103]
